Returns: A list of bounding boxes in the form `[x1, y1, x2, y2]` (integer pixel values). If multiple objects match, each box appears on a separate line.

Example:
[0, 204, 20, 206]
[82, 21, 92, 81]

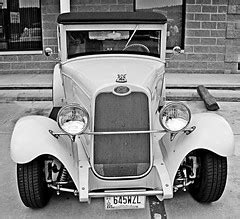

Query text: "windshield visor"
[67, 29, 161, 58]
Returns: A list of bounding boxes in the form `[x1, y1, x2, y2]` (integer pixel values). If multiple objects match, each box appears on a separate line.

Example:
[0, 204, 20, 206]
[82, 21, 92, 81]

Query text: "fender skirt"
[10, 115, 85, 191]
[159, 112, 235, 185]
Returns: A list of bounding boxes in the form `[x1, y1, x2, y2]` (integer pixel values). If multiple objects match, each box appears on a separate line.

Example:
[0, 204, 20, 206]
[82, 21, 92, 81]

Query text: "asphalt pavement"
[0, 101, 240, 218]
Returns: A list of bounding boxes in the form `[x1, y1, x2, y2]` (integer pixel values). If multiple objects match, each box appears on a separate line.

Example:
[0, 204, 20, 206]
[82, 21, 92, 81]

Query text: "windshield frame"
[59, 24, 167, 62]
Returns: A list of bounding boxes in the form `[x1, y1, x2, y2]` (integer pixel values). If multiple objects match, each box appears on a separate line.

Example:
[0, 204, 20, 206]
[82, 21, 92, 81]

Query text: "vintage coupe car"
[11, 12, 234, 210]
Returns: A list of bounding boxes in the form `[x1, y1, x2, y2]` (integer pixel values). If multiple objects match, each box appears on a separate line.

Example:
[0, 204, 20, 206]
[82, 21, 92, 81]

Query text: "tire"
[189, 150, 227, 203]
[17, 157, 52, 208]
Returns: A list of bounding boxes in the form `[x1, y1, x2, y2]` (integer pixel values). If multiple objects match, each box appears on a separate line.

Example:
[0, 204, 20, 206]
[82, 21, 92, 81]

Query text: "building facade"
[0, 0, 239, 75]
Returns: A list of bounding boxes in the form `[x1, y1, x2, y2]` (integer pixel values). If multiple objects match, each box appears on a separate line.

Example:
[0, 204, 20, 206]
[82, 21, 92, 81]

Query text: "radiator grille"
[93, 92, 150, 178]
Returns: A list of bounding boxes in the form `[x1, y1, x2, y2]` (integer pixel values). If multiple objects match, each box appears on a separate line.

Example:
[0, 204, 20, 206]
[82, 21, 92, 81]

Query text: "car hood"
[61, 54, 165, 96]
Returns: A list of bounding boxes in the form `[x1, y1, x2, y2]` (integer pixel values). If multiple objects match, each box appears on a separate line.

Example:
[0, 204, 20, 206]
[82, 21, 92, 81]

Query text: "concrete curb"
[0, 88, 239, 102]
[0, 89, 52, 103]
[0, 73, 239, 102]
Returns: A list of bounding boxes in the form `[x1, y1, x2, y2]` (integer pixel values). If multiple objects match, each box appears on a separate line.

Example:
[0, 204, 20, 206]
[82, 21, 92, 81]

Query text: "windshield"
[67, 29, 161, 59]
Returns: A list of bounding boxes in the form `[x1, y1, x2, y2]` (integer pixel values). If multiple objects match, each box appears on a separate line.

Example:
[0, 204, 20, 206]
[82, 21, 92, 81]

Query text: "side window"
[0, 0, 42, 51]
[135, 0, 185, 50]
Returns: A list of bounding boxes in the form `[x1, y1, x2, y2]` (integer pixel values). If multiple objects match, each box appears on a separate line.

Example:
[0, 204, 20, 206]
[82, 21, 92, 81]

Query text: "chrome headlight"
[159, 102, 191, 132]
[57, 104, 89, 135]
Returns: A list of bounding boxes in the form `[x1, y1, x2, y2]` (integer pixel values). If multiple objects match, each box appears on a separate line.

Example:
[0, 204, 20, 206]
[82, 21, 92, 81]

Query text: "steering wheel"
[123, 43, 150, 53]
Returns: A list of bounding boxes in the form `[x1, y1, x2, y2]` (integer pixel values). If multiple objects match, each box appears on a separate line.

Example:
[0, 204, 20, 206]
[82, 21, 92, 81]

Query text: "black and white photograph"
[0, 0, 240, 218]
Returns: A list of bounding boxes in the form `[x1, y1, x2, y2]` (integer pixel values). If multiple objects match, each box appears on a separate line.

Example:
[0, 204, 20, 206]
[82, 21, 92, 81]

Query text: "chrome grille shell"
[92, 88, 152, 179]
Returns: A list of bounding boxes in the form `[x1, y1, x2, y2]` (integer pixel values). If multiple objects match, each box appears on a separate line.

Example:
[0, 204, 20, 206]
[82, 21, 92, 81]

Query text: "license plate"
[105, 195, 146, 210]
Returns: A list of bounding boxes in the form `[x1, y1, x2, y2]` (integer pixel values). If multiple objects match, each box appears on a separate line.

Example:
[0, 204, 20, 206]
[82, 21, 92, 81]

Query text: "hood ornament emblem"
[116, 74, 127, 83]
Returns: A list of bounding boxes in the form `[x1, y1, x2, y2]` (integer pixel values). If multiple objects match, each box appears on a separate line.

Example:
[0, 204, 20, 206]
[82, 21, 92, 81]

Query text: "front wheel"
[189, 150, 227, 203]
[17, 157, 52, 208]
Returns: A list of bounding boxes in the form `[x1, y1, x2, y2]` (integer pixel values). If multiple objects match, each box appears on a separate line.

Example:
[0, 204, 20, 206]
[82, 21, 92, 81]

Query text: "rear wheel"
[189, 150, 227, 203]
[17, 157, 52, 208]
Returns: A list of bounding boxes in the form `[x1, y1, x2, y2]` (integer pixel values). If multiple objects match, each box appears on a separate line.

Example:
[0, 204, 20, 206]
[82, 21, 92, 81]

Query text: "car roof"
[57, 12, 167, 25]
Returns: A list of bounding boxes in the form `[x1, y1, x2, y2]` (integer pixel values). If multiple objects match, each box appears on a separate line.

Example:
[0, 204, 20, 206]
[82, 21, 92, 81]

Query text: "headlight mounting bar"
[84, 130, 166, 135]
[49, 126, 196, 138]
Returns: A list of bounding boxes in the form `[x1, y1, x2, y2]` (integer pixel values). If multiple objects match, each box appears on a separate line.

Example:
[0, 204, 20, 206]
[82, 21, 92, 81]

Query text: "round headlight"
[159, 102, 191, 132]
[57, 104, 89, 135]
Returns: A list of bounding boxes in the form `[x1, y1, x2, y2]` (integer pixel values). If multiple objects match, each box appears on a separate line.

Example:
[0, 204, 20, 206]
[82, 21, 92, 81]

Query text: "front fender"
[10, 115, 80, 189]
[160, 113, 235, 185]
